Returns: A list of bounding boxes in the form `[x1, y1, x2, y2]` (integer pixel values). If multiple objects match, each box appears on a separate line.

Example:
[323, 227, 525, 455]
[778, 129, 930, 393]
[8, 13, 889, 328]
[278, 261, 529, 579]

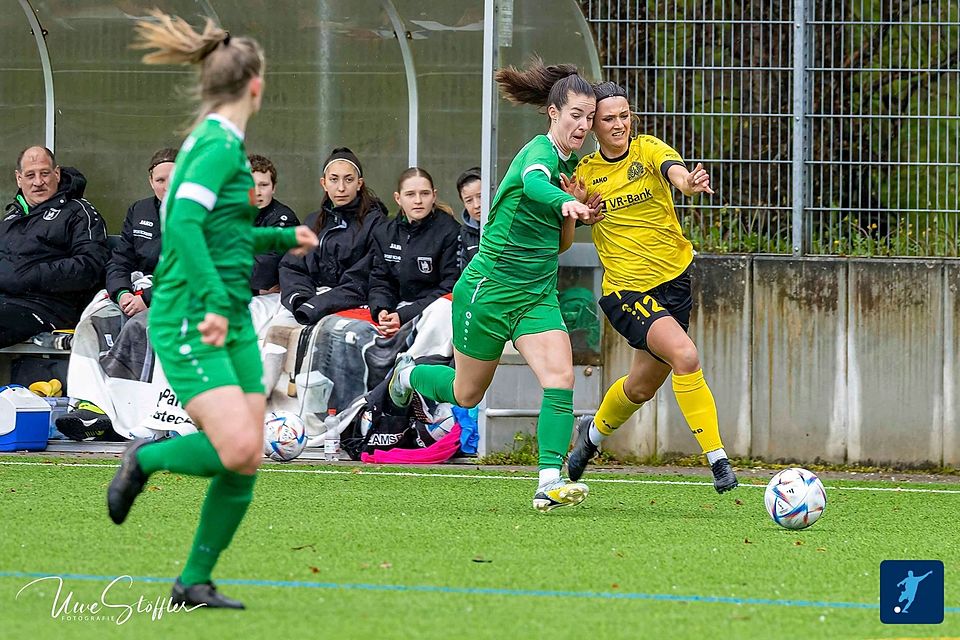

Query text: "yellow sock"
[594, 376, 643, 436]
[672, 369, 723, 453]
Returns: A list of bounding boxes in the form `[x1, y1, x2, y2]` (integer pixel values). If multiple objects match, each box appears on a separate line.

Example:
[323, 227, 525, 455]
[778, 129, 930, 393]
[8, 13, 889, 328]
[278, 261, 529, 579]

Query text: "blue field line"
[3, 571, 958, 613]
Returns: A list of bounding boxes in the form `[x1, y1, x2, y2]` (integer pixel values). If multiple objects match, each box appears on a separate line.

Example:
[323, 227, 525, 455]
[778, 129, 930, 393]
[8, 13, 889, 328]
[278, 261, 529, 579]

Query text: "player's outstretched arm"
[667, 162, 715, 197]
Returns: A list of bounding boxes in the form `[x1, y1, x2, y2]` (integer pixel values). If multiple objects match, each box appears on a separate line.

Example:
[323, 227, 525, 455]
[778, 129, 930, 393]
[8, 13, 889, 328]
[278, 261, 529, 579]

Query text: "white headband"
[323, 158, 362, 178]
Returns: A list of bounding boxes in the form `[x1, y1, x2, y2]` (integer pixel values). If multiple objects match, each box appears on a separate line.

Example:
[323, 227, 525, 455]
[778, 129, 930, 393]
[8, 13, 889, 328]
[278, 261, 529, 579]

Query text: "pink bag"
[361, 423, 461, 465]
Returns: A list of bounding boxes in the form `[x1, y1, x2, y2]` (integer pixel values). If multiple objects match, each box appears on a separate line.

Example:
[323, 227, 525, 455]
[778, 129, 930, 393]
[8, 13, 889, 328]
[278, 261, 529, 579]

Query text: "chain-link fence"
[580, 0, 960, 256]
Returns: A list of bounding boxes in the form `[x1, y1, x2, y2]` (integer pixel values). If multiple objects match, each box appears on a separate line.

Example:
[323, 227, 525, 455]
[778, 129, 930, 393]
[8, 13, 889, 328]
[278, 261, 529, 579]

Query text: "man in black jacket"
[249, 154, 300, 294]
[105, 147, 176, 316]
[0, 146, 109, 348]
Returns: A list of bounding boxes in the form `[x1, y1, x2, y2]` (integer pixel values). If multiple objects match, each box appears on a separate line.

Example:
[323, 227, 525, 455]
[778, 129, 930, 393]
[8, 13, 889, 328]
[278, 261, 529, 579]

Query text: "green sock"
[136, 432, 226, 478]
[537, 387, 574, 470]
[409, 364, 457, 404]
[180, 470, 256, 586]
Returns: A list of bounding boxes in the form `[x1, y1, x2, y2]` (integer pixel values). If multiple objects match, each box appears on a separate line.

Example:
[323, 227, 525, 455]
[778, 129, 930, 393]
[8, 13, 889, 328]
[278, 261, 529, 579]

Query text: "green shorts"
[149, 313, 264, 406]
[453, 267, 567, 361]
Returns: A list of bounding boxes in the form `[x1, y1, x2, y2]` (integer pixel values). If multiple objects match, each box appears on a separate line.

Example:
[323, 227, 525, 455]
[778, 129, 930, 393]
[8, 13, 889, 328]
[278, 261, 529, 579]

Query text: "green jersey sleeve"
[252, 226, 299, 255]
[521, 169, 575, 217]
[518, 137, 576, 218]
[165, 136, 239, 316]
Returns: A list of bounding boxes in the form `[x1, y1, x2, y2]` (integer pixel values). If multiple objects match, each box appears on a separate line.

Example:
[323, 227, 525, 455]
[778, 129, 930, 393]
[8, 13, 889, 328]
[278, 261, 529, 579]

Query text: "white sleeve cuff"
[521, 164, 552, 180]
[175, 182, 218, 211]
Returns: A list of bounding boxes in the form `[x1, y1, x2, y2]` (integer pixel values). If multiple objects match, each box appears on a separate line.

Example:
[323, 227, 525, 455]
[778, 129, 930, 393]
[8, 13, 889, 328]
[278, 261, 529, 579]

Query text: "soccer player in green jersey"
[106, 12, 318, 609]
[390, 58, 600, 512]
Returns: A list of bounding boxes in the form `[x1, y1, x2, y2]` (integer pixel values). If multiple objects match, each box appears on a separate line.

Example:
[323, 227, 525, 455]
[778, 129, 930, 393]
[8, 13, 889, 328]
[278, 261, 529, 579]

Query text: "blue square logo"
[880, 560, 944, 624]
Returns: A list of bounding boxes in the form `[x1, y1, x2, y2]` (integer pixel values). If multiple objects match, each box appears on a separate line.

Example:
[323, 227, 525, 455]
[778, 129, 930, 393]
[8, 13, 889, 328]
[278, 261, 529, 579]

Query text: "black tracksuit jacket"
[0, 167, 109, 326]
[368, 208, 461, 324]
[251, 199, 300, 291]
[106, 196, 300, 304]
[279, 196, 386, 325]
[458, 209, 481, 271]
[104, 196, 161, 304]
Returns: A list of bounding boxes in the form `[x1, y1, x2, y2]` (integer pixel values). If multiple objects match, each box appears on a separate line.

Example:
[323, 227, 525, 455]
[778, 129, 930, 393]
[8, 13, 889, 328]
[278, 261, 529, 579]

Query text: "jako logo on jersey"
[418, 257, 433, 273]
[43, 208, 61, 221]
[592, 176, 608, 185]
[627, 162, 645, 181]
[139, 220, 154, 227]
[390, 243, 402, 250]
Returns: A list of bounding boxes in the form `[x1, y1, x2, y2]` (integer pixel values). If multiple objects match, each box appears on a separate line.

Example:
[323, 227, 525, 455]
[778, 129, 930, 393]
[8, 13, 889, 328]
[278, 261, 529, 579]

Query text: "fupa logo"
[879, 560, 944, 624]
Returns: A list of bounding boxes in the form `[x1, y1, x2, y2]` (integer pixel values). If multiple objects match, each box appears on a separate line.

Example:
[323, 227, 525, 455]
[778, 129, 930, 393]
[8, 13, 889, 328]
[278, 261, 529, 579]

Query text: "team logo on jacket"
[627, 162, 645, 182]
[417, 257, 433, 273]
[43, 208, 61, 221]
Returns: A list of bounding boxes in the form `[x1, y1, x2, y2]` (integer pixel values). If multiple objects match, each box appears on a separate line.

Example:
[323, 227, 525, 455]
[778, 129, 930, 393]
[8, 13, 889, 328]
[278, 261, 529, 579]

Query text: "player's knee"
[454, 387, 484, 408]
[623, 377, 657, 403]
[670, 344, 700, 375]
[543, 369, 575, 390]
[219, 434, 262, 473]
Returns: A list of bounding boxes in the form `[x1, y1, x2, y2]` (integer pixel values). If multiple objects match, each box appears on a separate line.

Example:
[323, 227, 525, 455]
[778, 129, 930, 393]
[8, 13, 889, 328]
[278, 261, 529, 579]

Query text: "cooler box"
[44, 397, 71, 440]
[0, 385, 52, 452]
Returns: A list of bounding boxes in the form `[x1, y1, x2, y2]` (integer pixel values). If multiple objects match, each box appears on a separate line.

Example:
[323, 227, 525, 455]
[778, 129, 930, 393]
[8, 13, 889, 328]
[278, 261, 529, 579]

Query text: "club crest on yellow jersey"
[627, 161, 645, 181]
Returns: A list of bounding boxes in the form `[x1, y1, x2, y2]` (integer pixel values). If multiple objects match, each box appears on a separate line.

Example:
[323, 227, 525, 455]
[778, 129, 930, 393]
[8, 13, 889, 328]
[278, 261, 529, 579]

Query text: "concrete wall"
[601, 256, 959, 467]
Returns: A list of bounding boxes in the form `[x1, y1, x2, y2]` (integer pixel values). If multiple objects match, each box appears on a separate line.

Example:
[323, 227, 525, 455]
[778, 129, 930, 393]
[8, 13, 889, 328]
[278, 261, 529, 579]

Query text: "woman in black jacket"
[104, 147, 177, 316]
[369, 167, 461, 337]
[279, 147, 386, 325]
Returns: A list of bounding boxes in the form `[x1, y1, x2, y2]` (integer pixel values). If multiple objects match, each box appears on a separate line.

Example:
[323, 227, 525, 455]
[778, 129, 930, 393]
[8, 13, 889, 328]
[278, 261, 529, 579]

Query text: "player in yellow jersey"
[566, 81, 738, 493]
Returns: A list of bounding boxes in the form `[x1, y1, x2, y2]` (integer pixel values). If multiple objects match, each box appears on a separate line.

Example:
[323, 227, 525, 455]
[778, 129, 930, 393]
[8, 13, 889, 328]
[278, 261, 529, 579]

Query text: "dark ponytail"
[495, 56, 593, 112]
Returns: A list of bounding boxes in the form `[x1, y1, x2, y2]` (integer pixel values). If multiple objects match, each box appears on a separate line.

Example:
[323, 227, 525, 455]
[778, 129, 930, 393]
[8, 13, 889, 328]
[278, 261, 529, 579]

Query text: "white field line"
[1, 460, 960, 494]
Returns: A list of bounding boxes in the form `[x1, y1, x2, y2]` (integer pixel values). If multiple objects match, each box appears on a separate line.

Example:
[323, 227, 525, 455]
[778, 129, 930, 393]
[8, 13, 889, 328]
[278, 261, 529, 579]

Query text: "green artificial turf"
[1, 458, 957, 639]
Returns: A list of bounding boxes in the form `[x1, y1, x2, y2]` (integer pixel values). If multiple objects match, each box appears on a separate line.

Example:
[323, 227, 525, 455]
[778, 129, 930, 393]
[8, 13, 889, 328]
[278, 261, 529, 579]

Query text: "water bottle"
[323, 409, 340, 461]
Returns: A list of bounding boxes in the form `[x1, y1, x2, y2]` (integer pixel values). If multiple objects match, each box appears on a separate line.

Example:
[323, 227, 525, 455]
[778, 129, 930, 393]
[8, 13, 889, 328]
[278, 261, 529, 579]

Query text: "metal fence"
[579, 0, 960, 256]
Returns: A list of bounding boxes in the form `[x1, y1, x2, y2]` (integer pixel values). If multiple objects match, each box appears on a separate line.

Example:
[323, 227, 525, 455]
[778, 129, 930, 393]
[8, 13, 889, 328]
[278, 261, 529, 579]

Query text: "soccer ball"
[764, 467, 827, 530]
[263, 410, 307, 462]
[423, 403, 455, 441]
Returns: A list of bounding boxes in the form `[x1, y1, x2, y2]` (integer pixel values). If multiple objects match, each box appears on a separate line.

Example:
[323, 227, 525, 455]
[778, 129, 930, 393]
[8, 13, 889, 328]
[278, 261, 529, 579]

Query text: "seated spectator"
[249, 154, 300, 295]
[456, 166, 482, 270]
[105, 147, 176, 316]
[279, 147, 386, 325]
[0, 146, 108, 348]
[369, 167, 461, 337]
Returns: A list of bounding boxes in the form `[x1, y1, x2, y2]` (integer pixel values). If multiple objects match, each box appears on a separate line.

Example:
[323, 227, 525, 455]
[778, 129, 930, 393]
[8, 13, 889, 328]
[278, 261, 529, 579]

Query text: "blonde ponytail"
[132, 10, 264, 122]
[132, 10, 226, 65]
